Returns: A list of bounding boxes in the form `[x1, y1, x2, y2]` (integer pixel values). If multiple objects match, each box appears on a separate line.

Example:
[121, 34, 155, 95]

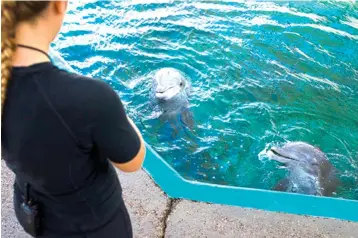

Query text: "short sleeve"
[90, 80, 141, 164]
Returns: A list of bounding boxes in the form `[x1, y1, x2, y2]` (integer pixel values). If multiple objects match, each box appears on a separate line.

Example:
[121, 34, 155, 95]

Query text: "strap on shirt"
[33, 78, 85, 149]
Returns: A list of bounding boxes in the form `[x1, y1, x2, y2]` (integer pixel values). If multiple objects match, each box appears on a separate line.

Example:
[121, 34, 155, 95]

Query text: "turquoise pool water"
[52, 1, 358, 200]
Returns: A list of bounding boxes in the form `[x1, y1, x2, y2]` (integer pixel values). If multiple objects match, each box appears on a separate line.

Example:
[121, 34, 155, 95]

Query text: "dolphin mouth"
[156, 86, 174, 94]
[269, 148, 299, 162]
[155, 85, 180, 100]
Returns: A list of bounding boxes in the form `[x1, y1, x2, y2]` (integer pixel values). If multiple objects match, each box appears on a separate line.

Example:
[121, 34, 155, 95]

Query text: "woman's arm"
[110, 117, 146, 172]
[90, 80, 146, 172]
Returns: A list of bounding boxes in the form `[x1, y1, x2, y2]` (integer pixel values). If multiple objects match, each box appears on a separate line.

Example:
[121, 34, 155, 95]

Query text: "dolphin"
[151, 67, 195, 130]
[150, 67, 198, 151]
[266, 141, 339, 197]
[152, 67, 190, 101]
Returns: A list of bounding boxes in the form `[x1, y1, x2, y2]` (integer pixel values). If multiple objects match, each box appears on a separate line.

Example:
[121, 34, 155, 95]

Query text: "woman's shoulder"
[51, 65, 117, 98]
[47, 64, 121, 114]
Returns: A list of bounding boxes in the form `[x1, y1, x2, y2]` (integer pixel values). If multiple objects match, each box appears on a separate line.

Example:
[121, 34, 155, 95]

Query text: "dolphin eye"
[180, 82, 184, 87]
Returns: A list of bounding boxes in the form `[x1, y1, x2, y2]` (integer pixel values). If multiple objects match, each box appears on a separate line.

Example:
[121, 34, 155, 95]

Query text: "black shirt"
[1, 62, 140, 234]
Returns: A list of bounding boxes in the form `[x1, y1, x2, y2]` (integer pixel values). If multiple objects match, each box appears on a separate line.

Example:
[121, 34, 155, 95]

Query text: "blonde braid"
[1, 1, 17, 116]
[1, 1, 50, 116]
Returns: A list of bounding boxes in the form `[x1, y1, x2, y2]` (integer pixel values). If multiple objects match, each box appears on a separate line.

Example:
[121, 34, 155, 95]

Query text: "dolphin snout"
[268, 146, 299, 163]
[156, 86, 166, 93]
[267, 147, 279, 157]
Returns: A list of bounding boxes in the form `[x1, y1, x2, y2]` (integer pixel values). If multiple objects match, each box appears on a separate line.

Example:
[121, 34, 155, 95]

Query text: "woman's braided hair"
[1, 1, 49, 115]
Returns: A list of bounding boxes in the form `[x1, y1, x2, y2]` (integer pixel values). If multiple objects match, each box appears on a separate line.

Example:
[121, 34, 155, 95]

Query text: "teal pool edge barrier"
[143, 143, 358, 222]
[50, 48, 358, 223]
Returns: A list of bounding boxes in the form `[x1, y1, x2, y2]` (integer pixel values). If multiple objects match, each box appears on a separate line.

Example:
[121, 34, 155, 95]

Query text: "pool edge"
[143, 143, 358, 223]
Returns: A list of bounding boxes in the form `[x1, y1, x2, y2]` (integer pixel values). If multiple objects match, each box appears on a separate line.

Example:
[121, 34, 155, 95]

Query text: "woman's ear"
[54, 1, 68, 15]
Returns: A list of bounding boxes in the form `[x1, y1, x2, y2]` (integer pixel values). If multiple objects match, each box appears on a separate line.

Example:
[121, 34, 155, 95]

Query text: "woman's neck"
[12, 22, 52, 67]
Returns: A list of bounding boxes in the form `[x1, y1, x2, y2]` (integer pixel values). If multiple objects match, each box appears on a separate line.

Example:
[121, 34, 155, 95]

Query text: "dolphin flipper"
[321, 170, 340, 197]
[273, 178, 290, 192]
[180, 109, 195, 131]
[169, 120, 180, 139]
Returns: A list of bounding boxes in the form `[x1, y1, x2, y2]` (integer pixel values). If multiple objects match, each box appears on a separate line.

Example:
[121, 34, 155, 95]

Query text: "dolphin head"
[152, 68, 188, 102]
[267, 141, 338, 196]
[267, 142, 324, 175]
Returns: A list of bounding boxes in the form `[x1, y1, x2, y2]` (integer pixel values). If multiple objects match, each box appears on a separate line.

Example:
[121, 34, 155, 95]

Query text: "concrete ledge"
[2, 161, 357, 238]
[165, 200, 358, 238]
[114, 169, 169, 237]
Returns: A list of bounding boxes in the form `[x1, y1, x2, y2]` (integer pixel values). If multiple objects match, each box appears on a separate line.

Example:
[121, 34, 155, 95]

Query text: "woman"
[1, 1, 146, 237]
